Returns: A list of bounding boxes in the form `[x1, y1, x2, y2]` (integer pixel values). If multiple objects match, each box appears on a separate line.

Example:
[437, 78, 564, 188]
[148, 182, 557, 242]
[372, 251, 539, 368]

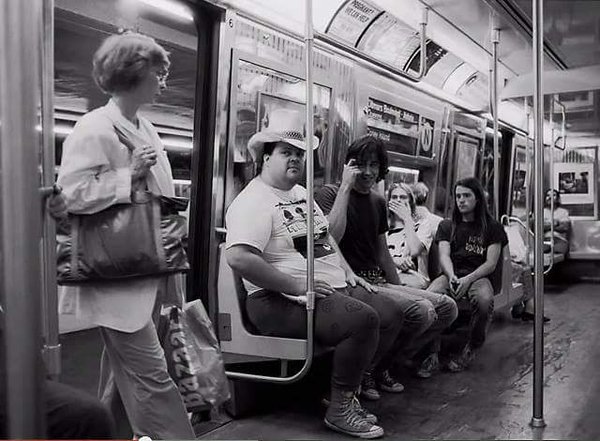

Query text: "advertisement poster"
[554, 162, 595, 205]
[326, 0, 382, 46]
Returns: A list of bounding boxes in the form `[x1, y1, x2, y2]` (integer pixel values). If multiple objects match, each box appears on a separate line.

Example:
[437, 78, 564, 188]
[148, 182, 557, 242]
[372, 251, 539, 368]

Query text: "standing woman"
[57, 33, 195, 439]
[428, 177, 507, 372]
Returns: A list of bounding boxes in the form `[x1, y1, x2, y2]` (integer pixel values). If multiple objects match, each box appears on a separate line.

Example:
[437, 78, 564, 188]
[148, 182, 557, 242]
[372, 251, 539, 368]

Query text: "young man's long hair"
[451, 177, 493, 240]
[344, 135, 388, 182]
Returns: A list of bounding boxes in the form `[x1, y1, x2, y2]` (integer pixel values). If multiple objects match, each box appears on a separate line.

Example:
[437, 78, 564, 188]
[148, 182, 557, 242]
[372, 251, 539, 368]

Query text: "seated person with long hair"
[387, 183, 436, 289]
[427, 177, 508, 372]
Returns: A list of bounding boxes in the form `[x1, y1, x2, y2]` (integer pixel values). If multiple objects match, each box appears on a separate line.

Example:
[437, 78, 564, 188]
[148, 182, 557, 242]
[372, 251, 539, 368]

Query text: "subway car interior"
[1, 0, 600, 439]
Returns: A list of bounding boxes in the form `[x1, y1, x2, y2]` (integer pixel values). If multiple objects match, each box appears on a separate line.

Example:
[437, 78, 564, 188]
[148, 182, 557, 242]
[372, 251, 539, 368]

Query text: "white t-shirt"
[387, 210, 443, 281]
[225, 177, 347, 295]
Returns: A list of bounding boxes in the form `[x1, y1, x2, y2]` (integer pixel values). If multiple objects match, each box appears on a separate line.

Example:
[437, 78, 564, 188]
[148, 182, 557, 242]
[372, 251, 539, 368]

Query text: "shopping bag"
[159, 300, 230, 411]
[505, 223, 528, 264]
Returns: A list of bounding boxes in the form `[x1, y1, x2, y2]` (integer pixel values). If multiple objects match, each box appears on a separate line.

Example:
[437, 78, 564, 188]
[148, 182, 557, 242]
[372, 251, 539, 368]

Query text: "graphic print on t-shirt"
[276, 199, 335, 259]
[465, 234, 485, 256]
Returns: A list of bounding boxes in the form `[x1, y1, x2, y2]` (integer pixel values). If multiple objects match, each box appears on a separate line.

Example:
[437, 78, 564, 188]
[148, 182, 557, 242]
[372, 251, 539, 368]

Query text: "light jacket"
[57, 99, 176, 332]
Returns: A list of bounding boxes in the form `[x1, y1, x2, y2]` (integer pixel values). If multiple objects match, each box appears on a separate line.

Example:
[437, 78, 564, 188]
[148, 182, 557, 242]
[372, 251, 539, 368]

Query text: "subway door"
[187, 2, 226, 316]
[438, 112, 486, 217]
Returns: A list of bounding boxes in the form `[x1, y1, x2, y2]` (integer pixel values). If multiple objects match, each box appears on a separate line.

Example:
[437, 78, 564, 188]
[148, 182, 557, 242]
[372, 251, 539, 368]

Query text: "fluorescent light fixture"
[36, 124, 74, 135]
[162, 138, 193, 150]
[388, 166, 419, 175]
[138, 0, 194, 22]
[173, 179, 191, 186]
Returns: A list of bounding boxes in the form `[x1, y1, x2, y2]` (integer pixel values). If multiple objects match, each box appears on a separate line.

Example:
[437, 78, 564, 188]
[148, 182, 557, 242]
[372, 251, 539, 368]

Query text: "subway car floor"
[59, 280, 600, 440]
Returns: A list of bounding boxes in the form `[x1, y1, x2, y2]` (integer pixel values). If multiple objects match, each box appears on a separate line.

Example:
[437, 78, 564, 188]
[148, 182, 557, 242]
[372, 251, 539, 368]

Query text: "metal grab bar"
[500, 214, 556, 276]
[224, 313, 317, 384]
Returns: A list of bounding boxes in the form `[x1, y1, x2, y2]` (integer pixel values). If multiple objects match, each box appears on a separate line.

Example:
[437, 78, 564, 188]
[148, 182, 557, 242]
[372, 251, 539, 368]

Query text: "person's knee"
[352, 303, 380, 335]
[470, 279, 494, 311]
[427, 275, 449, 294]
[439, 295, 459, 325]
[405, 299, 436, 334]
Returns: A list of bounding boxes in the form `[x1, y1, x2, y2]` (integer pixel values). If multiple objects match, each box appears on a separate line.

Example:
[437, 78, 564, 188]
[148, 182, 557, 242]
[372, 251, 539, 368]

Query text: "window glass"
[54, 0, 197, 209]
[227, 60, 331, 206]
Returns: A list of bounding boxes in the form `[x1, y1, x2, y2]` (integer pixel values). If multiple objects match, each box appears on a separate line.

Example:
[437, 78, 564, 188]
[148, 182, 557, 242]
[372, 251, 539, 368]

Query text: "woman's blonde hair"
[387, 183, 416, 215]
[92, 32, 170, 94]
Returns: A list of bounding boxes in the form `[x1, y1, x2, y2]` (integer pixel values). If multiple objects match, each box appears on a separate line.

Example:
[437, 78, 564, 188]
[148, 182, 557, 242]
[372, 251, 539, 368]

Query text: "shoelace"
[352, 396, 375, 421]
[363, 372, 377, 390]
[381, 370, 397, 385]
[340, 397, 372, 429]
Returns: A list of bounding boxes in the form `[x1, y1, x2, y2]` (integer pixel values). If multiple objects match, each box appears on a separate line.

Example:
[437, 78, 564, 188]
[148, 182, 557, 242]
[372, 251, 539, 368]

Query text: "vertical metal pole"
[0, 0, 45, 436]
[491, 27, 500, 218]
[531, 0, 547, 429]
[40, 0, 61, 380]
[304, 0, 316, 351]
[524, 98, 532, 267]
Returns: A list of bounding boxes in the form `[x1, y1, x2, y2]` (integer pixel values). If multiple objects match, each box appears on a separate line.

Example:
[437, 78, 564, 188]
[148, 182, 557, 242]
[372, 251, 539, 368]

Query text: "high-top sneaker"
[359, 371, 381, 401]
[375, 369, 404, 393]
[324, 389, 384, 439]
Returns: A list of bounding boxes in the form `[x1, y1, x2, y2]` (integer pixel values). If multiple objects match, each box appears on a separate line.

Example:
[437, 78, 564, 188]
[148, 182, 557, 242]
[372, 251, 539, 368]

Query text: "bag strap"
[113, 123, 138, 153]
[71, 216, 81, 279]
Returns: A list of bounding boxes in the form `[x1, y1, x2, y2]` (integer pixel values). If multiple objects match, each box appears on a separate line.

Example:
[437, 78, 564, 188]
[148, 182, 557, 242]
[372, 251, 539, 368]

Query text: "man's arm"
[226, 244, 337, 297]
[438, 240, 455, 280]
[317, 160, 360, 242]
[226, 245, 304, 295]
[324, 185, 352, 243]
[462, 243, 502, 284]
[376, 234, 401, 285]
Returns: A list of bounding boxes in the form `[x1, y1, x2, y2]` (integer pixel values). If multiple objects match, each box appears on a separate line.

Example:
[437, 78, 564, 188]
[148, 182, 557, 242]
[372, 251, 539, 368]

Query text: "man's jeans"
[374, 283, 458, 370]
[428, 275, 494, 349]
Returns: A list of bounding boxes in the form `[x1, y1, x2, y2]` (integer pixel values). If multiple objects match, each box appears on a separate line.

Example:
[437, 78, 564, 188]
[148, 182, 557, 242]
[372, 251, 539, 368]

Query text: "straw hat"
[247, 108, 319, 162]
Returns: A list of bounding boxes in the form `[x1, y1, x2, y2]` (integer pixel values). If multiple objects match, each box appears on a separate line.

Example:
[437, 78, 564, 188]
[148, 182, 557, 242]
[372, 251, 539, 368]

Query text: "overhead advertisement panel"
[365, 97, 434, 158]
[325, 0, 382, 46]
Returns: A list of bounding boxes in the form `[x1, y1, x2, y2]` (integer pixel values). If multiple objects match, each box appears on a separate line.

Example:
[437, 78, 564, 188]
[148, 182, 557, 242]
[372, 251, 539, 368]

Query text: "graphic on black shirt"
[435, 219, 508, 277]
[276, 199, 335, 259]
[465, 234, 485, 256]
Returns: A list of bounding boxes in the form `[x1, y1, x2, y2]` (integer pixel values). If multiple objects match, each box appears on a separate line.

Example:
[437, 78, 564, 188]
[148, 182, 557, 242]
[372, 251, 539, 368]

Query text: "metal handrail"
[501, 214, 555, 275]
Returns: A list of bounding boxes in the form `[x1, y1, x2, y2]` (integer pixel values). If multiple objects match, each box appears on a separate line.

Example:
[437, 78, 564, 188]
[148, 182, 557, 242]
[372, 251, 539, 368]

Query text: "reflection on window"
[358, 13, 419, 69]
[510, 146, 528, 219]
[229, 60, 332, 205]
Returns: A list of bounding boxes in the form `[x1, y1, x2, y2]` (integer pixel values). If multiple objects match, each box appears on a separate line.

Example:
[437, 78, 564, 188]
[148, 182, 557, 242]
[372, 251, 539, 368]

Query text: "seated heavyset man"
[315, 135, 458, 389]
[225, 109, 409, 439]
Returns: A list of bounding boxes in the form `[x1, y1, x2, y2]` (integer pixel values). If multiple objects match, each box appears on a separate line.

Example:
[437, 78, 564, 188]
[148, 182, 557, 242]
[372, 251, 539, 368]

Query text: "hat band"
[281, 130, 304, 141]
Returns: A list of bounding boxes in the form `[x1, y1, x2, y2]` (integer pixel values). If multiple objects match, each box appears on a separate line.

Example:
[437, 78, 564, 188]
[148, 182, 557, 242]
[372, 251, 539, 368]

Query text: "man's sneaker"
[352, 396, 378, 424]
[359, 371, 381, 401]
[323, 394, 378, 424]
[446, 344, 475, 373]
[324, 390, 384, 439]
[416, 353, 439, 379]
[376, 369, 404, 393]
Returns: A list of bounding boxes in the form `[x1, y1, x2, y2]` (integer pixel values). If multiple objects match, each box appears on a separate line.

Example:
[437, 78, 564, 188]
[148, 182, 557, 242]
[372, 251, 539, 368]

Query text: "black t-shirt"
[435, 218, 508, 277]
[315, 184, 388, 272]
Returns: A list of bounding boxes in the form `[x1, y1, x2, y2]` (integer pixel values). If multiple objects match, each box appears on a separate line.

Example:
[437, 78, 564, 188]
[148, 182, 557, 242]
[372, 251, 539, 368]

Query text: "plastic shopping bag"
[159, 300, 230, 411]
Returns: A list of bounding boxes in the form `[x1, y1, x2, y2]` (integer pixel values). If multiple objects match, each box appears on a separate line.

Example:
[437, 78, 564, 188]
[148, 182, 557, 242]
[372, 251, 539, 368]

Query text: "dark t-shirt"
[435, 218, 508, 277]
[315, 184, 388, 272]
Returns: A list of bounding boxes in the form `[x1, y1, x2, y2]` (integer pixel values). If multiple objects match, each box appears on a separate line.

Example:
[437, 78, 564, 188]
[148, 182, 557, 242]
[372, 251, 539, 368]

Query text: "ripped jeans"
[370, 283, 458, 371]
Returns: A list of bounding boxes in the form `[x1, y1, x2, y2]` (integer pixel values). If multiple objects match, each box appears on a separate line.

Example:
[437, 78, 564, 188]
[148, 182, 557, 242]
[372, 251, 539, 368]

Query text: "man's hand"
[289, 277, 336, 298]
[394, 256, 415, 272]
[340, 159, 361, 190]
[346, 271, 377, 293]
[452, 275, 472, 300]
